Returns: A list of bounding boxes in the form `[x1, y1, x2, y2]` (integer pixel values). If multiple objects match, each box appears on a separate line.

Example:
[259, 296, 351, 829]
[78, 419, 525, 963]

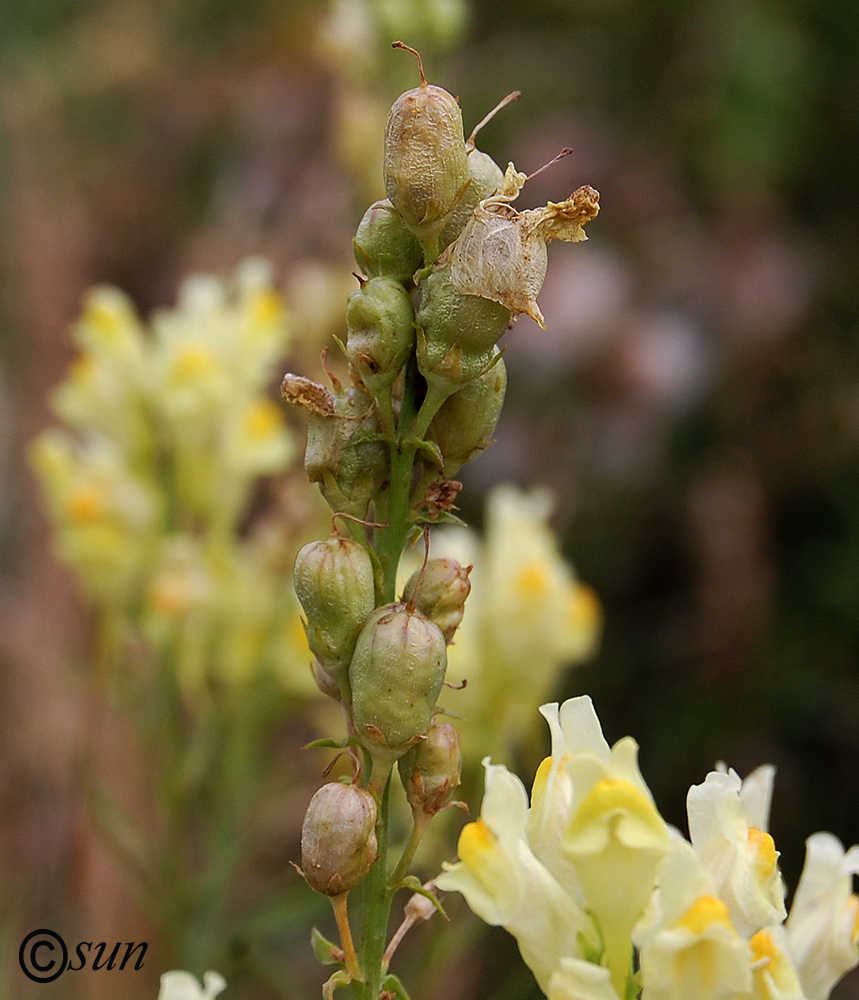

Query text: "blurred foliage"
[2, 0, 859, 998]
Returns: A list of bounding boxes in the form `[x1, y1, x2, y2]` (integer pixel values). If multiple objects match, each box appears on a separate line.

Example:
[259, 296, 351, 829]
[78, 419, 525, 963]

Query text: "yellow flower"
[635, 838, 752, 1000]
[686, 767, 787, 937]
[747, 926, 806, 1000]
[30, 430, 157, 600]
[785, 832, 859, 1000]
[539, 698, 670, 997]
[437, 759, 593, 994]
[157, 970, 226, 1000]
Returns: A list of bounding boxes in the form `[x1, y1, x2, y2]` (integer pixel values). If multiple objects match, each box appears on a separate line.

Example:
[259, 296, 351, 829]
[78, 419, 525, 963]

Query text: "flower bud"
[345, 276, 415, 394]
[301, 782, 378, 895]
[293, 536, 375, 687]
[398, 720, 462, 817]
[349, 602, 447, 761]
[353, 199, 423, 285]
[383, 48, 469, 248]
[427, 353, 507, 476]
[402, 557, 471, 643]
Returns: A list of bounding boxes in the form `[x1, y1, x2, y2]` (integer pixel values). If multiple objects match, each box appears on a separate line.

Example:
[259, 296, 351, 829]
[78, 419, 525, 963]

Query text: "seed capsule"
[301, 782, 378, 896]
[447, 162, 600, 327]
[293, 536, 376, 689]
[402, 557, 471, 644]
[281, 374, 387, 519]
[440, 147, 505, 250]
[353, 199, 423, 285]
[349, 601, 447, 761]
[345, 276, 415, 394]
[417, 264, 511, 357]
[398, 720, 462, 817]
[383, 43, 469, 251]
[427, 353, 507, 476]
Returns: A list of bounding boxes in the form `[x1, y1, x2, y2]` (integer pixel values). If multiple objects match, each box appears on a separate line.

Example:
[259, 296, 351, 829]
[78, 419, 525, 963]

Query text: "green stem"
[375, 442, 416, 604]
[373, 355, 425, 603]
[356, 773, 393, 1000]
[388, 813, 431, 891]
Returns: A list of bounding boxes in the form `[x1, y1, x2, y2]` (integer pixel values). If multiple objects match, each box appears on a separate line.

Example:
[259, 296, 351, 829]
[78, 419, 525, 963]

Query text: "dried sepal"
[443, 161, 600, 328]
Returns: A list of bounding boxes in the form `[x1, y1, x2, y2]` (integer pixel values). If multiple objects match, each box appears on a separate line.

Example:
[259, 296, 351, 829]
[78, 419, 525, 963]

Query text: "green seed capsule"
[353, 199, 423, 285]
[402, 557, 471, 643]
[301, 782, 378, 896]
[282, 374, 388, 520]
[398, 721, 462, 817]
[417, 264, 511, 356]
[345, 276, 415, 394]
[441, 147, 504, 250]
[383, 47, 469, 250]
[349, 602, 447, 761]
[427, 353, 507, 476]
[293, 536, 376, 688]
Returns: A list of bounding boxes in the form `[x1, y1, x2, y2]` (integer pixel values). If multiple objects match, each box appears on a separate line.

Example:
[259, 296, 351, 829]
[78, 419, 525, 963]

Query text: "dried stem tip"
[392, 41, 426, 86]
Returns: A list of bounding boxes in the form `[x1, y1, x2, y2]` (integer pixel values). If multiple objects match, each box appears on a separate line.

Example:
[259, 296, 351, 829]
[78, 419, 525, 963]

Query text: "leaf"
[311, 927, 344, 967]
[381, 973, 413, 1000]
[395, 877, 448, 919]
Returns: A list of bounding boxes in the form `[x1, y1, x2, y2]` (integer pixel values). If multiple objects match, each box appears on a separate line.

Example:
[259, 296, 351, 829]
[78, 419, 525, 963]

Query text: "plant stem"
[356, 774, 393, 1000]
[374, 355, 424, 604]
[331, 893, 363, 983]
[387, 813, 431, 891]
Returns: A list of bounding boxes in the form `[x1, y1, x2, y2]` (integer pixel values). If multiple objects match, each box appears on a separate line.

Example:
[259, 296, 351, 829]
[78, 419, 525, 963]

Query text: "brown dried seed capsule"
[448, 163, 600, 328]
[301, 782, 378, 896]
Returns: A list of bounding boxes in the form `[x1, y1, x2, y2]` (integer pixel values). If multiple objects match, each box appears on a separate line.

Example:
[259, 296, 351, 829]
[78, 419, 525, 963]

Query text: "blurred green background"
[1, 0, 858, 997]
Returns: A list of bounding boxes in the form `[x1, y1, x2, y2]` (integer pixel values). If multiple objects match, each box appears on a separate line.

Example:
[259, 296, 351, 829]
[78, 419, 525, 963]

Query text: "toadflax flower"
[157, 970, 226, 1000]
[785, 832, 859, 1000]
[438, 695, 859, 1000]
[539, 697, 671, 997]
[686, 766, 787, 938]
[437, 758, 595, 993]
[634, 837, 753, 1000]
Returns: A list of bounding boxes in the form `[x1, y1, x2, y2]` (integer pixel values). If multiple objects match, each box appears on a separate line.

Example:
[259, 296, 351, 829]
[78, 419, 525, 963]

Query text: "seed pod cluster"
[285, 45, 598, 906]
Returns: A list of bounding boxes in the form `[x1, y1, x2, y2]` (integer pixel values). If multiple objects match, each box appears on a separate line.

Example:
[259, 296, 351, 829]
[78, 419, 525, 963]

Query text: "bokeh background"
[2, 0, 858, 997]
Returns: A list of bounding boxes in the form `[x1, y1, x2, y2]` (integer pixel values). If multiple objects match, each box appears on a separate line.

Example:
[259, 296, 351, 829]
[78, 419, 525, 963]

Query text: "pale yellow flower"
[687, 767, 787, 938]
[30, 430, 158, 600]
[785, 832, 859, 1000]
[157, 970, 226, 1000]
[635, 837, 752, 1000]
[746, 926, 806, 1000]
[437, 759, 593, 994]
[546, 698, 670, 997]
